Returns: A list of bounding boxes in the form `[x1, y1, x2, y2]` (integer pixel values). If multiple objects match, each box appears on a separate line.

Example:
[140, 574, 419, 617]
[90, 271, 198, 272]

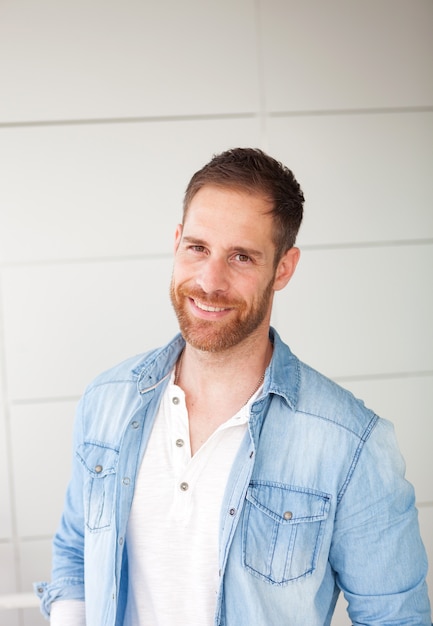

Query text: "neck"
[176, 331, 273, 394]
[175, 332, 273, 455]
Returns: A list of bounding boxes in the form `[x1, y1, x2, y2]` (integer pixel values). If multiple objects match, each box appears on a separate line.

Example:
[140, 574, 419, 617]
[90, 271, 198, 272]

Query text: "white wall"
[0, 1, 432, 624]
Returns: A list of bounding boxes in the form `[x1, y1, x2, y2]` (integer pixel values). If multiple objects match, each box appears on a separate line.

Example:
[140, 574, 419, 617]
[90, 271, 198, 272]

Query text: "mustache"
[175, 285, 243, 308]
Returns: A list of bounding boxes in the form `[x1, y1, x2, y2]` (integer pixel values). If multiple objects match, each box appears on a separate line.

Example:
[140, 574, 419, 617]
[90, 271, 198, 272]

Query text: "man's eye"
[235, 253, 250, 263]
[190, 245, 205, 253]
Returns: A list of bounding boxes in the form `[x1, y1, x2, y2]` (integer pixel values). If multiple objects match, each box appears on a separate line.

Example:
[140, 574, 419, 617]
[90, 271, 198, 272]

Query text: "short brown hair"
[183, 148, 304, 263]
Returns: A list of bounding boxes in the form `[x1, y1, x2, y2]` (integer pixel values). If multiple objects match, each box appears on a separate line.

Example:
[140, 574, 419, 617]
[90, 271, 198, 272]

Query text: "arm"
[35, 398, 86, 619]
[330, 417, 431, 624]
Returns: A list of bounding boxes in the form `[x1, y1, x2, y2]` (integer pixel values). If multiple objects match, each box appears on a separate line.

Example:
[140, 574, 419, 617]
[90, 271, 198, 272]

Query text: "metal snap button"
[95, 465, 103, 474]
[175, 438, 184, 447]
[283, 511, 293, 520]
[172, 396, 180, 405]
[180, 482, 189, 491]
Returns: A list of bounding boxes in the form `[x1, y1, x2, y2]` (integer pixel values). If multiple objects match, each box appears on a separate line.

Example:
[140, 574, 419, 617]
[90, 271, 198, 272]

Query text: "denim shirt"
[35, 329, 431, 625]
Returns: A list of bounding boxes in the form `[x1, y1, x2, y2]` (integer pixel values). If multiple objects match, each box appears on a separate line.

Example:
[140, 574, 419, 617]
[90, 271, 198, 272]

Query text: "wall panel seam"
[0, 111, 258, 130]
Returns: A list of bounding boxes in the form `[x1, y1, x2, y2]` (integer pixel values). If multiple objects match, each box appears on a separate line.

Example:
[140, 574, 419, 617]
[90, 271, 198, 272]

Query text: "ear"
[273, 247, 300, 291]
[174, 224, 183, 253]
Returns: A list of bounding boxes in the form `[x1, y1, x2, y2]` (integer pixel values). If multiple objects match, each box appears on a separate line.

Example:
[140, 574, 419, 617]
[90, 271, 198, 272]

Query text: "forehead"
[184, 185, 274, 236]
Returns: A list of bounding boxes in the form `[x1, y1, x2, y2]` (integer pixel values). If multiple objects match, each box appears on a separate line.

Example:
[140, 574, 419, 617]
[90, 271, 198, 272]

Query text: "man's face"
[170, 185, 296, 353]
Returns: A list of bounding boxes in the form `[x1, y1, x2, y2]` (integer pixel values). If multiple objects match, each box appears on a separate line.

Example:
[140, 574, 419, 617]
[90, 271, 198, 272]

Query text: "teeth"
[194, 300, 227, 312]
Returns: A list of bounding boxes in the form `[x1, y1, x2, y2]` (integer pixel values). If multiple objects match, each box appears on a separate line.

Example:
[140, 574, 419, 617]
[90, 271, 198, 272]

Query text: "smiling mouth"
[193, 299, 231, 313]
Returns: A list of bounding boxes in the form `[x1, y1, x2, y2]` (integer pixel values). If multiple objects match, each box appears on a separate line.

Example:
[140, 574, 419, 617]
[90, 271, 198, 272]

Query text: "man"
[36, 148, 431, 624]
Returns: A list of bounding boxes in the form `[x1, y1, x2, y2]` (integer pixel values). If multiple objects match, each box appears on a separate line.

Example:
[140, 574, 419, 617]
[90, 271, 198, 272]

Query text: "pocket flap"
[76, 442, 119, 478]
[246, 482, 330, 524]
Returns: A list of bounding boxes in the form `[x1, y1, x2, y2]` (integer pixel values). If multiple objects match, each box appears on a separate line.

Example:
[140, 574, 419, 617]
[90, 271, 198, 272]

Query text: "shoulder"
[297, 360, 378, 440]
[73, 336, 184, 439]
[83, 350, 155, 392]
[82, 333, 184, 396]
[271, 330, 379, 441]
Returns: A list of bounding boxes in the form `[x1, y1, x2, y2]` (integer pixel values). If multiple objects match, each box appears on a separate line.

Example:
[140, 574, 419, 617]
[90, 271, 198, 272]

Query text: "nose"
[196, 256, 230, 294]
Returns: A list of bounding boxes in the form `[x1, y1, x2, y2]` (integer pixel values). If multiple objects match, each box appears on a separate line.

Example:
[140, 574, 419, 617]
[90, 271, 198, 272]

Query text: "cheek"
[172, 258, 191, 282]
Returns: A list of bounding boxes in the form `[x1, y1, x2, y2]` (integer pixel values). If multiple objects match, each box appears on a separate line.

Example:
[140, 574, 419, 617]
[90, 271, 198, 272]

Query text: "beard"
[170, 277, 275, 353]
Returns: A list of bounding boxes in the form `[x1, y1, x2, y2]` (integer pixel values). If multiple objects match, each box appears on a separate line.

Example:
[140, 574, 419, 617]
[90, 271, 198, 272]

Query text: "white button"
[180, 482, 189, 491]
[172, 396, 180, 405]
[176, 438, 184, 447]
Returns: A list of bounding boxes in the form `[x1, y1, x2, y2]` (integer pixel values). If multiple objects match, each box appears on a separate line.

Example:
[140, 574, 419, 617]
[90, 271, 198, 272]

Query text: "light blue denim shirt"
[35, 329, 431, 625]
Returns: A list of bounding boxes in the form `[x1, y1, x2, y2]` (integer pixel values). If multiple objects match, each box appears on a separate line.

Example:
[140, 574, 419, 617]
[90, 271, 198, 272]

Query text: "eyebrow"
[181, 236, 265, 259]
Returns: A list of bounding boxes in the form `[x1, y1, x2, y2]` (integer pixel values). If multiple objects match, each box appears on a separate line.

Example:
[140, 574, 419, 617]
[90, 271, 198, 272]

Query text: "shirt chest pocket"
[76, 442, 119, 532]
[242, 482, 331, 585]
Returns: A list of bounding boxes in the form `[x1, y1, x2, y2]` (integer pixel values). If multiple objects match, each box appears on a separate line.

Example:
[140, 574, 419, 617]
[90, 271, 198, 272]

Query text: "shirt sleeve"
[50, 600, 86, 625]
[35, 397, 87, 618]
[330, 417, 431, 624]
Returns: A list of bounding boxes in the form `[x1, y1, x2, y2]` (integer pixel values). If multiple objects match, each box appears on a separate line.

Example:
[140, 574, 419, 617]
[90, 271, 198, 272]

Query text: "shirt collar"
[135, 328, 300, 413]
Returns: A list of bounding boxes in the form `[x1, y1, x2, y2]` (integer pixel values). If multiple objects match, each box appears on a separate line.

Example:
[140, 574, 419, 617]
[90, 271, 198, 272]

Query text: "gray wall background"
[0, 1, 432, 624]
